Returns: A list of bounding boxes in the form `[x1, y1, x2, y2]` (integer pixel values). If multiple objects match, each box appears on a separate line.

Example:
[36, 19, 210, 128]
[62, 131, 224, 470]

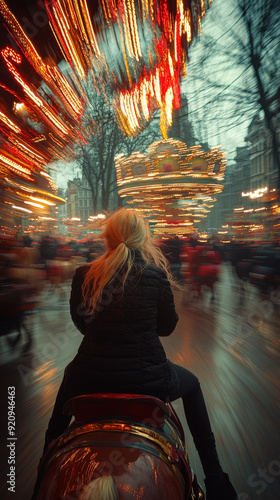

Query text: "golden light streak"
[0, 152, 31, 176]
[100, 0, 111, 25]
[47, 66, 83, 116]
[242, 187, 268, 198]
[12, 138, 46, 163]
[140, 80, 150, 121]
[129, 0, 142, 60]
[30, 196, 56, 206]
[52, 2, 86, 79]
[24, 200, 45, 208]
[153, 69, 162, 106]
[128, 94, 139, 130]
[81, 0, 100, 56]
[168, 51, 174, 77]
[165, 87, 174, 126]
[201, 0, 206, 17]
[12, 205, 32, 213]
[184, 9, 192, 42]
[38, 216, 57, 220]
[1, 48, 70, 135]
[198, 15, 202, 35]
[0, 110, 21, 133]
[122, 0, 134, 60]
[4, 177, 33, 192]
[141, 0, 149, 20]
[174, 19, 178, 62]
[0, 0, 46, 76]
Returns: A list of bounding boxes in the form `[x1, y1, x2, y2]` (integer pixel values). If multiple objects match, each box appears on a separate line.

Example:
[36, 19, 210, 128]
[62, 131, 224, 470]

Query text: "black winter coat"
[70, 255, 179, 400]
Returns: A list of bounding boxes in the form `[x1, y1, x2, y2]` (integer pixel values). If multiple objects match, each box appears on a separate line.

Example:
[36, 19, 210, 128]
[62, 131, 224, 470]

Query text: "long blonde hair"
[80, 475, 118, 500]
[82, 208, 176, 315]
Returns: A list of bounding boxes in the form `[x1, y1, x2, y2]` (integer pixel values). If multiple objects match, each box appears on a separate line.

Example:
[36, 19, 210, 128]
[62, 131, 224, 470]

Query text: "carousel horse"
[34, 394, 205, 500]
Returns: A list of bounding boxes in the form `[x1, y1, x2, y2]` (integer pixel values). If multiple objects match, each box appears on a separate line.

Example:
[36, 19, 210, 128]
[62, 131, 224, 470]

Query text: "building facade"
[66, 177, 95, 222]
[202, 146, 251, 231]
[245, 114, 279, 192]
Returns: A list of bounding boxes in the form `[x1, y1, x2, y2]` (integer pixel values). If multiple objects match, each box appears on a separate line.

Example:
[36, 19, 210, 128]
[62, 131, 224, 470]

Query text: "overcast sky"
[182, 0, 253, 163]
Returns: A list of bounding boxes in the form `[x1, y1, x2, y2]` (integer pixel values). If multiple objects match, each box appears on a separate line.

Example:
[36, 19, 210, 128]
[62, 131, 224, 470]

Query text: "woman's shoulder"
[140, 262, 168, 281]
[73, 264, 90, 281]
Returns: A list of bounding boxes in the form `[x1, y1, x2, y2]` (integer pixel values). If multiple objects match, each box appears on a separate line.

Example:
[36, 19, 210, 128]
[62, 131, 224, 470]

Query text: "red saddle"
[64, 393, 172, 429]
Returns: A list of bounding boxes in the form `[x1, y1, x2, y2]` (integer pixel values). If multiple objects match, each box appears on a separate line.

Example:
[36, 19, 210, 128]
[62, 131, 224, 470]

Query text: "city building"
[66, 177, 95, 222]
[245, 114, 278, 191]
[203, 146, 250, 231]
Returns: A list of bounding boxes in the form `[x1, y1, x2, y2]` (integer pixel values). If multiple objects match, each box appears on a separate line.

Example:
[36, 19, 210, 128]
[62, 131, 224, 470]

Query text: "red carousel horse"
[34, 394, 205, 499]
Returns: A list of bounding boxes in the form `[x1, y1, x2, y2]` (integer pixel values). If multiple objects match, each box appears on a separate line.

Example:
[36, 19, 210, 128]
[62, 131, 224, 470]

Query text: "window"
[260, 155, 264, 173]
[257, 156, 260, 174]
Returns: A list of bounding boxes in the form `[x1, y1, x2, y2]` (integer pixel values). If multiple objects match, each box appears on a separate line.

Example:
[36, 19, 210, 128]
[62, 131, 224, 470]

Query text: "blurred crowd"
[0, 234, 105, 343]
[1, 232, 280, 288]
[1, 231, 280, 351]
[1, 232, 280, 317]
[0, 233, 105, 280]
[159, 236, 280, 297]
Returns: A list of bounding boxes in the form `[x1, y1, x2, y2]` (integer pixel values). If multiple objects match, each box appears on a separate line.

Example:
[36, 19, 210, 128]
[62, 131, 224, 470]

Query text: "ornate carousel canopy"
[115, 138, 226, 236]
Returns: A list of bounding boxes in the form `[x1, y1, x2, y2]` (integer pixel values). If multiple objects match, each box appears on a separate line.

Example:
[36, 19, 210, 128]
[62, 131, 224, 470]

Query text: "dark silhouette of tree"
[186, 0, 280, 187]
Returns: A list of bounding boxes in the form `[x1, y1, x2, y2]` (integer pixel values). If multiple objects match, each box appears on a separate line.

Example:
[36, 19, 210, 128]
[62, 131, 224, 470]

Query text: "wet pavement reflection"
[0, 263, 280, 499]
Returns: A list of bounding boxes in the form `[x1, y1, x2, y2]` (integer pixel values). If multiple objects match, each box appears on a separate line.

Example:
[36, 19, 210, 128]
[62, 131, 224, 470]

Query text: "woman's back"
[70, 256, 178, 399]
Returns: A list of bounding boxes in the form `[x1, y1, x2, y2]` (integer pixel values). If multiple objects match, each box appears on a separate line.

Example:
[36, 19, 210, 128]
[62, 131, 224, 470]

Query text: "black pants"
[43, 359, 215, 455]
[167, 361, 216, 453]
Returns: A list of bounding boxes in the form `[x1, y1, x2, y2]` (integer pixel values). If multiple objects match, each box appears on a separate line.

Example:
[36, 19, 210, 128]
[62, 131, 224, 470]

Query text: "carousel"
[115, 138, 227, 237]
[0, 165, 65, 236]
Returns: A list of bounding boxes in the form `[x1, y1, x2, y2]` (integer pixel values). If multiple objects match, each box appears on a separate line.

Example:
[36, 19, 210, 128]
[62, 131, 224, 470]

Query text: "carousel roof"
[115, 138, 226, 236]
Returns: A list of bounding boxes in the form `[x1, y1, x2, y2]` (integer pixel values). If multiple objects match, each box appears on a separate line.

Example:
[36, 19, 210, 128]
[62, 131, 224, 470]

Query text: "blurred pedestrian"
[23, 233, 32, 247]
[161, 235, 184, 282]
[39, 235, 58, 261]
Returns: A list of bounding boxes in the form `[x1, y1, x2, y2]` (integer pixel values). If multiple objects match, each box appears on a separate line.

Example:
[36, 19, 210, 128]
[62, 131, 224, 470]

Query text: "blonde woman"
[40, 208, 236, 500]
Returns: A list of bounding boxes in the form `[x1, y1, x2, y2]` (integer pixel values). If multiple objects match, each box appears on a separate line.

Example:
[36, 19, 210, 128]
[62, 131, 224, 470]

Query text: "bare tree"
[186, 0, 280, 185]
[76, 85, 163, 212]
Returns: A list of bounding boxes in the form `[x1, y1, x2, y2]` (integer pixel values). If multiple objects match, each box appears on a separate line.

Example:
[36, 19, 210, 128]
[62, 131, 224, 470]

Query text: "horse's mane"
[80, 475, 118, 500]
